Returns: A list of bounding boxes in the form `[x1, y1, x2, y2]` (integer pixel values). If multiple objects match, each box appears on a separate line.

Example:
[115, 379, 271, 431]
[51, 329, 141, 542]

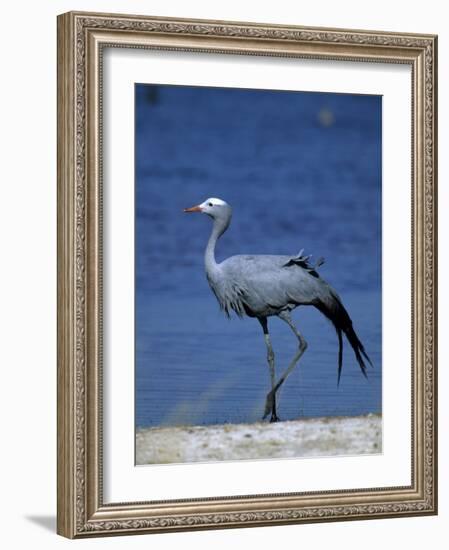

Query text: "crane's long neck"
[205, 217, 229, 279]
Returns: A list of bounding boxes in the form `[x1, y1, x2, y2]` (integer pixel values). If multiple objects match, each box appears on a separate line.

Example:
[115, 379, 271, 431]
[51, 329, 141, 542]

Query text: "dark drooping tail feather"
[315, 291, 373, 385]
[336, 328, 343, 385]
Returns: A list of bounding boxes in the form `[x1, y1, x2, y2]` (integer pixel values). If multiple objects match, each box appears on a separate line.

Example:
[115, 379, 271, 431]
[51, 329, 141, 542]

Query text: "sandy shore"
[136, 413, 381, 465]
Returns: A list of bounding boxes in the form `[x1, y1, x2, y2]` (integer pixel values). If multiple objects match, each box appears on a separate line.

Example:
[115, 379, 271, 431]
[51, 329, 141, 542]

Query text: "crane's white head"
[184, 197, 232, 222]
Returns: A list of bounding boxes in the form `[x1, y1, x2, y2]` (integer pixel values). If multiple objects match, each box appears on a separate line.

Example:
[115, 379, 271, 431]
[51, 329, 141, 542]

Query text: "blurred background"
[135, 84, 382, 428]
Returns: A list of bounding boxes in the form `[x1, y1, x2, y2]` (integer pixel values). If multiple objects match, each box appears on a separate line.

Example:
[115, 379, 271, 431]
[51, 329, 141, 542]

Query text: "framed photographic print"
[57, 11, 438, 538]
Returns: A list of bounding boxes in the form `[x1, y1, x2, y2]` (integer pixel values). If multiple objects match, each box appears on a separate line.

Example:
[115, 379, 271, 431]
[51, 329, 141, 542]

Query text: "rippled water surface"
[135, 84, 382, 428]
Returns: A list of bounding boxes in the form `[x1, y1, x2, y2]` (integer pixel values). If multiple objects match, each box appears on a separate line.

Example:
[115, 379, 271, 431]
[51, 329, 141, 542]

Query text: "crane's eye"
[208, 202, 213, 207]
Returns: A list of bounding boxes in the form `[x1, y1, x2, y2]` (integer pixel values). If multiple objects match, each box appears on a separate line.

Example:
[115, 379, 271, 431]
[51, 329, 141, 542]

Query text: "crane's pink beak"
[184, 205, 203, 213]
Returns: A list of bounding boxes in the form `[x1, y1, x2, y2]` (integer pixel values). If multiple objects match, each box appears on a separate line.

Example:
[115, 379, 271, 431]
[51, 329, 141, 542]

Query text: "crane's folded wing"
[216, 254, 331, 317]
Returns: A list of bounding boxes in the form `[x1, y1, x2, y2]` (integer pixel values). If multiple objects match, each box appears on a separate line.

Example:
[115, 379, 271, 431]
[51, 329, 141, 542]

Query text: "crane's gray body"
[184, 197, 372, 422]
[209, 253, 333, 318]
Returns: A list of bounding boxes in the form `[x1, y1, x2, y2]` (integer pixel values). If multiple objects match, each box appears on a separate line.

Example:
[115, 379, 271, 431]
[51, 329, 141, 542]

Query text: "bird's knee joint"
[299, 339, 308, 352]
[267, 350, 275, 362]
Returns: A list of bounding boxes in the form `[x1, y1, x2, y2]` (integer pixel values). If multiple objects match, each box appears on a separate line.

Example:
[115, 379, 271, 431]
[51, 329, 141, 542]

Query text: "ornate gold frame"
[57, 11, 438, 538]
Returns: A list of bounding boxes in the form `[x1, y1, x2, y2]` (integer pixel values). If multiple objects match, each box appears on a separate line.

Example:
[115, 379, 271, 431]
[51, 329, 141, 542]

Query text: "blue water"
[135, 84, 382, 428]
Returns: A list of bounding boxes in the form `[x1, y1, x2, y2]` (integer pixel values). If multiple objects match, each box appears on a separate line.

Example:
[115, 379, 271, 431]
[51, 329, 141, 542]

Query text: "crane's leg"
[263, 310, 308, 422]
[258, 317, 279, 422]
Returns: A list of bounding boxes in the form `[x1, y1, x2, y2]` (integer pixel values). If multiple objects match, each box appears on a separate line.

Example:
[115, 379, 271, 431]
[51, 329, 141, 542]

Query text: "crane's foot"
[263, 391, 280, 422]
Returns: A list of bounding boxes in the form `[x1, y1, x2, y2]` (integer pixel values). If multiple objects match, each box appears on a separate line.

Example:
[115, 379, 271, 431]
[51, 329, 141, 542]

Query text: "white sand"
[136, 414, 382, 465]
